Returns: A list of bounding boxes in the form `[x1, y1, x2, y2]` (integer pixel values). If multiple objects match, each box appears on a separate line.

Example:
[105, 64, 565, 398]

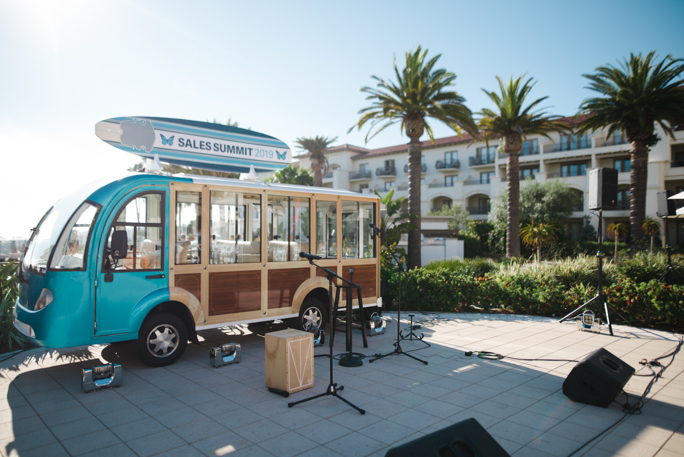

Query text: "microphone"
[369, 223, 383, 234]
[299, 252, 322, 261]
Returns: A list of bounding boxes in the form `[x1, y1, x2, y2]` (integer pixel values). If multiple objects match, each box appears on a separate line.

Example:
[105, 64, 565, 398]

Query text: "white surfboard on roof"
[95, 116, 292, 174]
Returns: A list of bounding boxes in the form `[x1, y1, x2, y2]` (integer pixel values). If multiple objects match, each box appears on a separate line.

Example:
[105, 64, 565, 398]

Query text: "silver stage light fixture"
[210, 343, 242, 367]
[82, 363, 123, 393]
[366, 315, 386, 336]
[577, 310, 602, 333]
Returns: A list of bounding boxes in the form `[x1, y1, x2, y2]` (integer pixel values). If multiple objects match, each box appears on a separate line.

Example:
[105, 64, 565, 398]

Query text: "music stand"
[287, 253, 365, 415]
[368, 227, 428, 365]
[559, 209, 629, 336]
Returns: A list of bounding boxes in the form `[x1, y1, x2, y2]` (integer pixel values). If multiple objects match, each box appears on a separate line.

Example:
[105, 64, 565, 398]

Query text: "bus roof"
[174, 173, 378, 199]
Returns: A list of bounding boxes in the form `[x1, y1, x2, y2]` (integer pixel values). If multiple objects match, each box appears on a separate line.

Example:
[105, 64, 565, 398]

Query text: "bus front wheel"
[136, 313, 188, 367]
[297, 298, 327, 332]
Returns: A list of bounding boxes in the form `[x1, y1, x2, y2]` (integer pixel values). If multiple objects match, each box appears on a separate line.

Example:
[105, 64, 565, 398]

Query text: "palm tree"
[478, 76, 571, 258]
[577, 52, 684, 249]
[520, 221, 557, 264]
[607, 222, 629, 260]
[350, 46, 477, 269]
[294, 136, 338, 187]
[642, 217, 661, 253]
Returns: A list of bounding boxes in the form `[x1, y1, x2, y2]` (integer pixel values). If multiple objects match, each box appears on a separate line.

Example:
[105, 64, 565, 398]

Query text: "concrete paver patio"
[0, 313, 682, 457]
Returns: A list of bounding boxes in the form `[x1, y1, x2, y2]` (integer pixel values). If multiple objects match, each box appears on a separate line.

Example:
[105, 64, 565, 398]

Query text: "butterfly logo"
[276, 150, 287, 160]
[160, 134, 175, 146]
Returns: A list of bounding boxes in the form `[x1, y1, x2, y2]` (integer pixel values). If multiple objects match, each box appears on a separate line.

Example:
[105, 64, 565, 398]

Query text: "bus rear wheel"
[297, 298, 327, 332]
[136, 313, 188, 367]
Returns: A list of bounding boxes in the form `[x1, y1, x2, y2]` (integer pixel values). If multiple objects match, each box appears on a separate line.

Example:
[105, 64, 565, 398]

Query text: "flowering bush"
[381, 254, 684, 326]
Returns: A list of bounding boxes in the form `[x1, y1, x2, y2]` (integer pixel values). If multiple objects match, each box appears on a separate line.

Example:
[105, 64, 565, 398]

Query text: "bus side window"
[210, 191, 261, 264]
[316, 201, 337, 259]
[105, 192, 164, 271]
[176, 191, 201, 265]
[342, 201, 359, 259]
[268, 195, 310, 262]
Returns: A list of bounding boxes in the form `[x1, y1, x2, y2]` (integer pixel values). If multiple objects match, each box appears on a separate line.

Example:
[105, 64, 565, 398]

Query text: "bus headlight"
[35, 289, 53, 310]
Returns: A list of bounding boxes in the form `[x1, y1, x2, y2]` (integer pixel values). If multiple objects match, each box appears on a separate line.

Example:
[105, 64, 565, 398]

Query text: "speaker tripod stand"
[287, 253, 365, 415]
[559, 209, 629, 336]
[659, 216, 684, 285]
[368, 227, 428, 366]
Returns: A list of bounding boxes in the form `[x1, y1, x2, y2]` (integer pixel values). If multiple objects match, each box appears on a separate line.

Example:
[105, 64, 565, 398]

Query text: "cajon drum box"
[265, 329, 314, 394]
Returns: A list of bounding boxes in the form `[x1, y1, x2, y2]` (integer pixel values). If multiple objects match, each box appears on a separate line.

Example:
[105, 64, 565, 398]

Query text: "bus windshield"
[22, 182, 105, 273]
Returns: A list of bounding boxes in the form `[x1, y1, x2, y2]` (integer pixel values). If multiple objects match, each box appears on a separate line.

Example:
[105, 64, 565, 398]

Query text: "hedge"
[382, 261, 684, 327]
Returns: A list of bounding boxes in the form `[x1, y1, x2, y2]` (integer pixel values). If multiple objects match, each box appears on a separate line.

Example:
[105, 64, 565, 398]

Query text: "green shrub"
[380, 253, 684, 326]
[0, 262, 28, 351]
[615, 252, 683, 285]
[423, 258, 498, 277]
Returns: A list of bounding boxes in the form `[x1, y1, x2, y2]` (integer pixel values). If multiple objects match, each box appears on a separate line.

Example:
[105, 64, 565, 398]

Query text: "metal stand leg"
[289, 273, 365, 414]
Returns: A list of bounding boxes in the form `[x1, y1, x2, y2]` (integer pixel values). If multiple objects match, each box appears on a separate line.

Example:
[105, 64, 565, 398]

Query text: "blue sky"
[1, 0, 683, 237]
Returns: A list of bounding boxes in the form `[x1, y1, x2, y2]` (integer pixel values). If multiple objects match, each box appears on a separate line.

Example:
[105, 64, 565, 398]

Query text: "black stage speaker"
[385, 418, 510, 457]
[563, 348, 635, 408]
[588, 168, 618, 210]
[657, 190, 676, 217]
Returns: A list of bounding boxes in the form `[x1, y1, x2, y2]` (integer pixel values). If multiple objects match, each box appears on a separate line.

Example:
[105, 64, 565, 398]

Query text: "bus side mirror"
[111, 231, 128, 260]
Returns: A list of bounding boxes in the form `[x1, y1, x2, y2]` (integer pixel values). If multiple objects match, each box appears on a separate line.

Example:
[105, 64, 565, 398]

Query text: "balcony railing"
[671, 160, 684, 168]
[376, 166, 397, 177]
[595, 136, 630, 148]
[435, 159, 461, 170]
[466, 206, 490, 215]
[349, 170, 372, 180]
[543, 143, 592, 154]
[323, 171, 333, 179]
[499, 149, 540, 158]
[397, 184, 409, 191]
[547, 172, 587, 178]
[469, 156, 496, 166]
[403, 163, 427, 173]
[428, 182, 455, 188]
[463, 179, 488, 186]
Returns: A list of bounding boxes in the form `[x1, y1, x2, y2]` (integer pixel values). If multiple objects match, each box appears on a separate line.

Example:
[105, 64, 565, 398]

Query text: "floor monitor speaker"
[385, 418, 510, 457]
[588, 168, 618, 210]
[563, 348, 635, 407]
[657, 190, 676, 217]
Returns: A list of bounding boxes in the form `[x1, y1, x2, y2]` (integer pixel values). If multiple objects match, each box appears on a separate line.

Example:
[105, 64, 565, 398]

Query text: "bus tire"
[297, 298, 327, 332]
[136, 313, 188, 367]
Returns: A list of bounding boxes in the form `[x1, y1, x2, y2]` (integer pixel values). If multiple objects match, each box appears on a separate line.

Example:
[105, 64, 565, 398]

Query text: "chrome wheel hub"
[302, 307, 322, 331]
[147, 324, 178, 358]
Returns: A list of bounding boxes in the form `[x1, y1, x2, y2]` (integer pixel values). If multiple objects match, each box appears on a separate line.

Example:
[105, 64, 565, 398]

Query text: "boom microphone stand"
[659, 216, 684, 285]
[559, 209, 629, 336]
[368, 225, 428, 365]
[288, 252, 365, 415]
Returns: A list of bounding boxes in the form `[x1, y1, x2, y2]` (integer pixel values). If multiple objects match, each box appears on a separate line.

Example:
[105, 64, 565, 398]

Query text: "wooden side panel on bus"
[268, 268, 311, 309]
[316, 266, 337, 278]
[342, 265, 377, 300]
[175, 273, 201, 302]
[209, 271, 261, 316]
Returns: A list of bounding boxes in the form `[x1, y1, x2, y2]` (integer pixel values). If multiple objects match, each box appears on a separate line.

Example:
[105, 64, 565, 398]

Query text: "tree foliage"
[293, 136, 337, 187]
[426, 205, 470, 231]
[478, 75, 571, 258]
[264, 164, 313, 186]
[578, 52, 684, 248]
[351, 46, 477, 269]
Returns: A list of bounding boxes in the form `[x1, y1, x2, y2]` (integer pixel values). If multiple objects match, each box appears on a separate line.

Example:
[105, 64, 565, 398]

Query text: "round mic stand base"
[338, 354, 364, 367]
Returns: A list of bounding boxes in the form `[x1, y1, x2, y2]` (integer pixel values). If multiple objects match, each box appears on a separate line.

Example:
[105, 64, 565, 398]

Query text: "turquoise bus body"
[14, 173, 191, 349]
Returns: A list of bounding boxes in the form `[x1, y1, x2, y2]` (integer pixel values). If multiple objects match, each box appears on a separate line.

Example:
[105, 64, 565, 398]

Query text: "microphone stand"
[368, 227, 427, 365]
[288, 254, 365, 415]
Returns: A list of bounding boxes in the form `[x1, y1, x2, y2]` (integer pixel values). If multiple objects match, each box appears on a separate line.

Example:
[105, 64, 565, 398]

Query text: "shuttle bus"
[15, 173, 381, 366]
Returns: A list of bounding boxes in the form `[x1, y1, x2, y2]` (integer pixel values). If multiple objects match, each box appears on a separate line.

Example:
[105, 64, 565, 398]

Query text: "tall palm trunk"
[407, 138, 422, 269]
[504, 134, 522, 257]
[629, 140, 648, 250]
[536, 244, 541, 264]
[311, 157, 323, 187]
